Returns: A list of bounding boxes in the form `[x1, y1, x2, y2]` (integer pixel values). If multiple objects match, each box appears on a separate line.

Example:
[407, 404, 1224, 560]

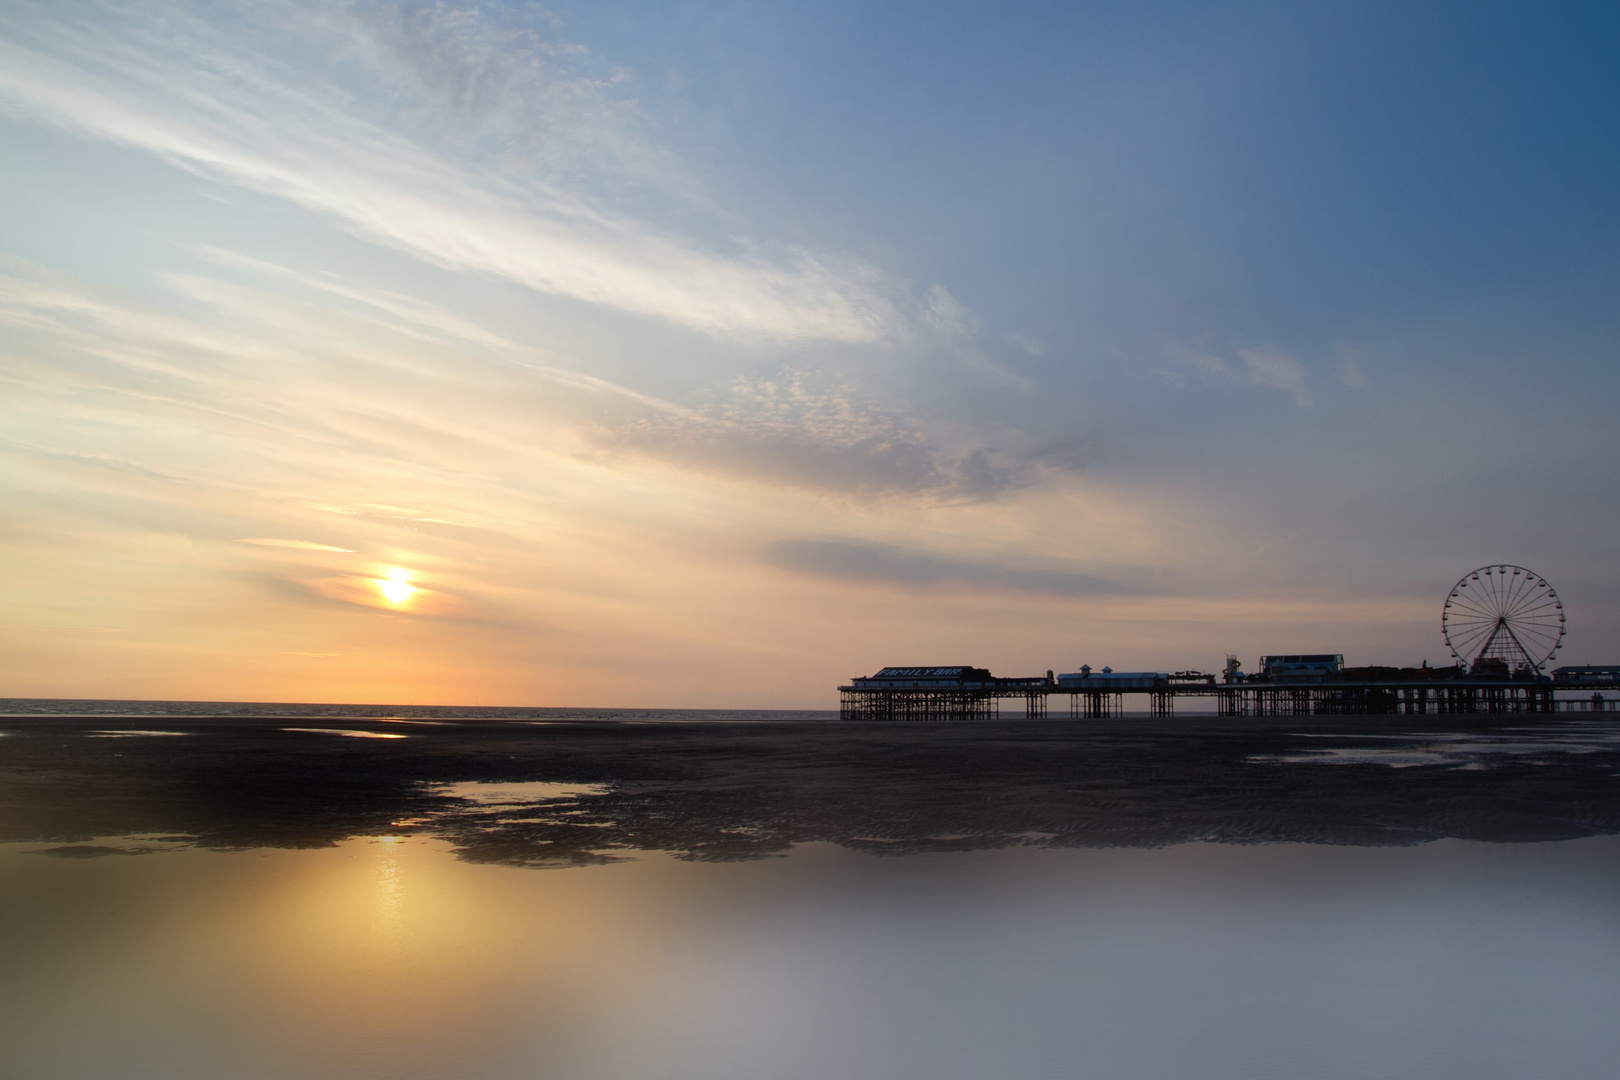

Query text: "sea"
[3, 699, 1620, 1080]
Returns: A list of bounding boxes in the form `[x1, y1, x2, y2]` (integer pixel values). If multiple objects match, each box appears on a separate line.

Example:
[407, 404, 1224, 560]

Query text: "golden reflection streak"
[371, 836, 405, 946]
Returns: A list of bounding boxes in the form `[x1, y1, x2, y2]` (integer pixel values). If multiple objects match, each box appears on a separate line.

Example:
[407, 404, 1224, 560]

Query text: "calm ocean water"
[4, 702, 1620, 1079]
[0, 697, 838, 722]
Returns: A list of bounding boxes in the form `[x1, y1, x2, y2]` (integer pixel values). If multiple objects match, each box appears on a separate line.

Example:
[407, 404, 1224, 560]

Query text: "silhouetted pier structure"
[837, 667, 1050, 722]
[839, 665, 1619, 721]
[840, 567, 1614, 721]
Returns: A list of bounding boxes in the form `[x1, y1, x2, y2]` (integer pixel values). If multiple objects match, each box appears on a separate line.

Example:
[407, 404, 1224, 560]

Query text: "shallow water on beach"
[3, 835, 1620, 1080]
[5, 706, 1620, 1079]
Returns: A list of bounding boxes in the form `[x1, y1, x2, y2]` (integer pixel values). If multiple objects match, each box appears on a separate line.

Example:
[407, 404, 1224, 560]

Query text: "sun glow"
[376, 567, 418, 607]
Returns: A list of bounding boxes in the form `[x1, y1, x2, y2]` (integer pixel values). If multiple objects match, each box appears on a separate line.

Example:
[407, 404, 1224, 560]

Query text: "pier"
[838, 666, 1620, 721]
[840, 567, 1611, 722]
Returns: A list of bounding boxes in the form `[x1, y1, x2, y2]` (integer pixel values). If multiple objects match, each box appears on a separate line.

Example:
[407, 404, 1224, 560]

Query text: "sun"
[375, 567, 418, 607]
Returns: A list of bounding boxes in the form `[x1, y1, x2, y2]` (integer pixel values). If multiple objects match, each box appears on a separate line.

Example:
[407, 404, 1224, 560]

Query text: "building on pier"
[1554, 666, 1620, 684]
[842, 665, 1054, 721]
[1257, 654, 1344, 682]
[1056, 667, 1167, 690]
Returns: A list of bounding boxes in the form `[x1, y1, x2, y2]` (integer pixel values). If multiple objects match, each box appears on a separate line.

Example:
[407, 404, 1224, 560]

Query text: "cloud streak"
[0, 2, 897, 342]
[182, 248, 697, 417]
[1160, 343, 1313, 407]
[238, 538, 353, 552]
[611, 370, 1018, 500]
[762, 538, 1134, 596]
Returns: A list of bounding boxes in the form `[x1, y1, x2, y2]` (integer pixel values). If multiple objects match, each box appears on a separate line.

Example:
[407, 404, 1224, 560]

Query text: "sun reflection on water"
[369, 837, 405, 946]
[191, 834, 649, 1069]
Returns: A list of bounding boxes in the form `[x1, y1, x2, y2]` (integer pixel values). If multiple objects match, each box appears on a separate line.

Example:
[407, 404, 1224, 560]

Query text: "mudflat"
[3, 713, 1620, 865]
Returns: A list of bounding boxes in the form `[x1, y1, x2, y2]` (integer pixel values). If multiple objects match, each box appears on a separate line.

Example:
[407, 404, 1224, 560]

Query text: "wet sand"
[5, 712, 1620, 864]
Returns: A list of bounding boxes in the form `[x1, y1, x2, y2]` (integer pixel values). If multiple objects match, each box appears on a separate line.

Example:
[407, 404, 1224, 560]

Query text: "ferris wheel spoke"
[1500, 573, 1532, 612]
[1490, 570, 1512, 610]
[1508, 576, 1546, 614]
[1514, 619, 1556, 642]
[1516, 630, 1562, 649]
[1447, 593, 1497, 619]
[1448, 605, 1495, 625]
[1447, 611, 1495, 632]
[1444, 612, 1491, 636]
[1446, 617, 1492, 635]
[1484, 568, 1508, 608]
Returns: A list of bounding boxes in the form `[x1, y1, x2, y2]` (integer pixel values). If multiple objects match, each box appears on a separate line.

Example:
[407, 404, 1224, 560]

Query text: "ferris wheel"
[1442, 565, 1564, 673]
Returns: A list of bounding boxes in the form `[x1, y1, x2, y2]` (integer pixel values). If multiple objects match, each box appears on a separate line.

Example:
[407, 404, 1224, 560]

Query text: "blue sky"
[1, 0, 1617, 704]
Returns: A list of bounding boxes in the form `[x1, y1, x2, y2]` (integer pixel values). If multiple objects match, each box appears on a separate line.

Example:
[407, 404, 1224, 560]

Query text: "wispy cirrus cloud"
[238, 538, 353, 552]
[1237, 347, 1311, 407]
[0, 1, 898, 343]
[0, 255, 605, 506]
[610, 369, 1019, 500]
[762, 537, 1136, 596]
[1159, 343, 1313, 408]
[920, 283, 977, 337]
[180, 247, 696, 416]
[0, 254, 1021, 514]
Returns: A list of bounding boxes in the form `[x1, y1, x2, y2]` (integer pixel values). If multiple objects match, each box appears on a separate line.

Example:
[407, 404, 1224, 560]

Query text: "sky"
[1, 0, 1618, 707]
